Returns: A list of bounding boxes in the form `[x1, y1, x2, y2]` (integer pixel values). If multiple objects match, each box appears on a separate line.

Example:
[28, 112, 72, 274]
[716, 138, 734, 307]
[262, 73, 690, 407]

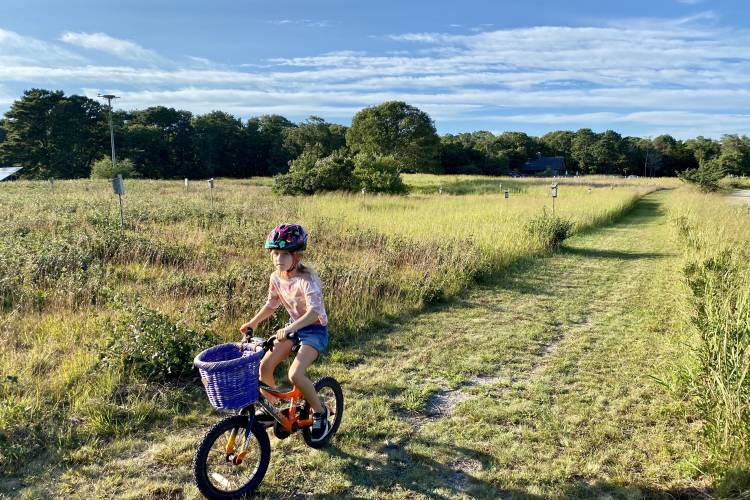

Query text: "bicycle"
[192, 331, 344, 499]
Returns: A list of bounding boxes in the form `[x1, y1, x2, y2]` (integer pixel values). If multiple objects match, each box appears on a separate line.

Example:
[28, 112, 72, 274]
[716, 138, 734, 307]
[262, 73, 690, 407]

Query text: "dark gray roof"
[523, 156, 566, 172]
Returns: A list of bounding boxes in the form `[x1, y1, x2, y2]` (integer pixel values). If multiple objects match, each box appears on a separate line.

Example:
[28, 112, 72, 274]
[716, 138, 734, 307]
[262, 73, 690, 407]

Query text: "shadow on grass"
[560, 246, 672, 260]
[259, 437, 712, 499]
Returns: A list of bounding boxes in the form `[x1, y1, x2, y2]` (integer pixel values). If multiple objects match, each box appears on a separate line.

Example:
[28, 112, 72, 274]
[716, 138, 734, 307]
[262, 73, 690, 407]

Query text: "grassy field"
[0, 175, 746, 498]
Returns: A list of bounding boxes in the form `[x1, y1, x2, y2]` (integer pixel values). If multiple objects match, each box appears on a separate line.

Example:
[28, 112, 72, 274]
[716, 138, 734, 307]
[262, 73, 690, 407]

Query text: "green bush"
[90, 157, 140, 179]
[524, 211, 574, 249]
[353, 153, 407, 194]
[678, 157, 725, 192]
[100, 305, 217, 381]
[273, 149, 355, 195]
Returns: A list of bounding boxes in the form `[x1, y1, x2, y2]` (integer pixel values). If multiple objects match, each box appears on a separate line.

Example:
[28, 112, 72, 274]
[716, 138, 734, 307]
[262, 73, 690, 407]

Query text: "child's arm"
[240, 305, 276, 336]
[280, 309, 320, 337]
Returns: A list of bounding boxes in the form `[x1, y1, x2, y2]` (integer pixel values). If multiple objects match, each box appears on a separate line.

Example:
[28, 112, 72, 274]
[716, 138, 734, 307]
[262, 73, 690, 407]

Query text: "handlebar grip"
[243, 327, 254, 343]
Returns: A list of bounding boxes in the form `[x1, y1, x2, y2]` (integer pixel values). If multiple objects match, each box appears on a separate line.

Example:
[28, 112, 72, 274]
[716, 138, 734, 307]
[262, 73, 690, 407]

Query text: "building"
[521, 156, 566, 176]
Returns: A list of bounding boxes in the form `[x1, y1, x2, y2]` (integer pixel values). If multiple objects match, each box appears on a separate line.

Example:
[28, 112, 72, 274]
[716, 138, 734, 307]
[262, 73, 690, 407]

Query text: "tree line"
[1, 88, 749, 180]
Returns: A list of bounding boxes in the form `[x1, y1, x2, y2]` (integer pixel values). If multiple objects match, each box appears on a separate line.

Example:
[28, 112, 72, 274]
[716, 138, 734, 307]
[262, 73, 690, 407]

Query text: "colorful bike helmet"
[264, 223, 308, 251]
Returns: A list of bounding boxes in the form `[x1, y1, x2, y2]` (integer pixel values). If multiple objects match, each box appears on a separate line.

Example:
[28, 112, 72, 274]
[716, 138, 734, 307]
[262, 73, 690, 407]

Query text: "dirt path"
[728, 189, 750, 206]
[40, 191, 705, 499]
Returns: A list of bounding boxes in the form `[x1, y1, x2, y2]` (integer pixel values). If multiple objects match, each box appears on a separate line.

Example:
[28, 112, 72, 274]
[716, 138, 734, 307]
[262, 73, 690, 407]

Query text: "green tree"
[718, 134, 750, 176]
[124, 106, 194, 178]
[249, 114, 296, 175]
[540, 130, 575, 169]
[571, 128, 599, 174]
[346, 101, 441, 173]
[495, 131, 536, 170]
[192, 111, 246, 178]
[283, 116, 347, 159]
[0, 89, 107, 178]
[652, 134, 696, 176]
[590, 130, 627, 174]
[684, 136, 721, 164]
[678, 157, 725, 192]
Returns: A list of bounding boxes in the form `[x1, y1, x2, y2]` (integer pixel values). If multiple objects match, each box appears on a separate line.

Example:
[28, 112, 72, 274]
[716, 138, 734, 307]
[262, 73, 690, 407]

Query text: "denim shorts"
[296, 324, 329, 354]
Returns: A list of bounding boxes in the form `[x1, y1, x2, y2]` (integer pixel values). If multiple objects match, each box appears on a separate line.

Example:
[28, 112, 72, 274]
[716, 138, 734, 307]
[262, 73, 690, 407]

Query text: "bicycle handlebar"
[242, 327, 298, 353]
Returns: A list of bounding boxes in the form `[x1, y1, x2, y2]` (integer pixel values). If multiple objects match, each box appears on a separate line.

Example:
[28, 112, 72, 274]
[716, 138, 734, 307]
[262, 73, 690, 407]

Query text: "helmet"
[264, 223, 308, 251]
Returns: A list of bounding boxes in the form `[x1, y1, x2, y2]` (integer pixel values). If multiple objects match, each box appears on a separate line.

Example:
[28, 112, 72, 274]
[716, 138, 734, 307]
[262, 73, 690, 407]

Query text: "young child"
[239, 223, 330, 439]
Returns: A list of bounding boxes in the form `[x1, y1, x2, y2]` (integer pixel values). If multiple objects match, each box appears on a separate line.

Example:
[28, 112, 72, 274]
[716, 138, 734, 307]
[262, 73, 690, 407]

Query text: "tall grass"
[666, 189, 750, 496]
[0, 178, 651, 475]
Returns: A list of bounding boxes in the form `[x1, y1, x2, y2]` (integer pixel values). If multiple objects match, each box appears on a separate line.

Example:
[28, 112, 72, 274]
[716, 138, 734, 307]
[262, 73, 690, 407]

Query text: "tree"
[590, 130, 627, 174]
[250, 114, 296, 175]
[346, 101, 441, 173]
[495, 131, 536, 170]
[652, 134, 696, 176]
[124, 106, 195, 178]
[679, 157, 725, 192]
[718, 134, 750, 176]
[192, 111, 246, 178]
[571, 128, 599, 174]
[540, 130, 575, 169]
[283, 116, 347, 159]
[684, 136, 721, 165]
[0, 89, 107, 179]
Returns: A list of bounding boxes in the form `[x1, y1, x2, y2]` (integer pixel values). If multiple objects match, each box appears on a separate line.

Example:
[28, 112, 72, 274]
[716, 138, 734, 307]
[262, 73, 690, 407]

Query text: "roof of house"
[0, 167, 22, 181]
[522, 156, 566, 172]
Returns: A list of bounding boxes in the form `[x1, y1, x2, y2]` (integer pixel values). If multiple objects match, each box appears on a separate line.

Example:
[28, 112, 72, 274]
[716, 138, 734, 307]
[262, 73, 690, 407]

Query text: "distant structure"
[0, 167, 22, 182]
[522, 156, 566, 176]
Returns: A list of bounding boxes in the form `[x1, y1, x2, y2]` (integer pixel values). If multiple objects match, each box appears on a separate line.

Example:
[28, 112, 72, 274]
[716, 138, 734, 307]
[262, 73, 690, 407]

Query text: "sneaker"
[311, 407, 330, 440]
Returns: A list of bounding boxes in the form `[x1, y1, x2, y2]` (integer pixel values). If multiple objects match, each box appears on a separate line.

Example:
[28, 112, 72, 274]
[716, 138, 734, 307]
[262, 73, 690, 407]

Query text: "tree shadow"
[560, 246, 672, 260]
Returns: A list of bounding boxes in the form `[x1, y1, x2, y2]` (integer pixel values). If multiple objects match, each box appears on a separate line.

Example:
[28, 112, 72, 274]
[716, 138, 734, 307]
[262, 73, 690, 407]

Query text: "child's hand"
[275, 328, 289, 342]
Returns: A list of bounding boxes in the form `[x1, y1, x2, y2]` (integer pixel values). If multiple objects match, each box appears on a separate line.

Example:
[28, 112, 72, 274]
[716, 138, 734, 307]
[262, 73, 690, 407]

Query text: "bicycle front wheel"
[193, 414, 271, 499]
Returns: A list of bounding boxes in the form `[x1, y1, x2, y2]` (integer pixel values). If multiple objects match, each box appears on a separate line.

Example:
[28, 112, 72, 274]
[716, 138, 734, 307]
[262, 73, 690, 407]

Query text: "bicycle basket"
[194, 343, 263, 410]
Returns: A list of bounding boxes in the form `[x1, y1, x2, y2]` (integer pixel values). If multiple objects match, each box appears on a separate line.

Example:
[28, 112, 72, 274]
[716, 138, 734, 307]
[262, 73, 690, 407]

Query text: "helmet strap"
[282, 253, 301, 277]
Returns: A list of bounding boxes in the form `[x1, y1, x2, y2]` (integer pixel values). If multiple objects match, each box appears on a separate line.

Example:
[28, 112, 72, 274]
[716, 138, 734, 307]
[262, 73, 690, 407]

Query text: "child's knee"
[288, 365, 306, 385]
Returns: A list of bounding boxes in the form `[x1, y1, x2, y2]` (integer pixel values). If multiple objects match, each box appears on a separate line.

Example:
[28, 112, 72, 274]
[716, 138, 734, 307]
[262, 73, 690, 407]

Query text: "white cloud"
[1, 14, 750, 137]
[676, 0, 705, 5]
[0, 28, 86, 66]
[59, 31, 164, 63]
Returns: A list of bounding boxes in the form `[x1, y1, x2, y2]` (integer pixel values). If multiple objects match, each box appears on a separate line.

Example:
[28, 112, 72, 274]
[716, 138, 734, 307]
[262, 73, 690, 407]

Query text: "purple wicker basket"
[194, 343, 263, 410]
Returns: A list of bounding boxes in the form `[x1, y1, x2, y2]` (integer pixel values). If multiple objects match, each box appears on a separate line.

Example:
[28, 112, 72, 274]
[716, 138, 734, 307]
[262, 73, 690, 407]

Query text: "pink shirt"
[264, 271, 328, 326]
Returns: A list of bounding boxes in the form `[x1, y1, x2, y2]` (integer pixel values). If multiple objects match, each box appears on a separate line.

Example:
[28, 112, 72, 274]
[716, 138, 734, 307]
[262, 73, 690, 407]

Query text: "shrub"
[273, 149, 355, 195]
[353, 153, 407, 194]
[90, 157, 140, 179]
[524, 210, 574, 249]
[678, 157, 725, 192]
[100, 305, 217, 381]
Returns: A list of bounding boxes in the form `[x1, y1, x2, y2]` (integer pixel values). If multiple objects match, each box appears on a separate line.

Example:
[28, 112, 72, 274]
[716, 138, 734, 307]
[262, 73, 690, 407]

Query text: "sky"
[1, 0, 749, 139]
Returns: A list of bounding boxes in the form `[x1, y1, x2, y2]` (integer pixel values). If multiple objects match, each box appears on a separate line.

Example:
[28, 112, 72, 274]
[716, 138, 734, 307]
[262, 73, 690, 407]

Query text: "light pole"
[98, 93, 120, 173]
[644, 136, 651, 178]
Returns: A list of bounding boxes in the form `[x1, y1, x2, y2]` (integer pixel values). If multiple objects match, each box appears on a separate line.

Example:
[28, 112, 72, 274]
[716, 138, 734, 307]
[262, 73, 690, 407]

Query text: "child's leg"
[287, 345, 324, 413]
[259, 339, 293, 389]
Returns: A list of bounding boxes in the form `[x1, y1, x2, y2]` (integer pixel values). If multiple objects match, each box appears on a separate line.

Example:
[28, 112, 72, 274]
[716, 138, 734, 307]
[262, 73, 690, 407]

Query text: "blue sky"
[1, 0, 749, 138]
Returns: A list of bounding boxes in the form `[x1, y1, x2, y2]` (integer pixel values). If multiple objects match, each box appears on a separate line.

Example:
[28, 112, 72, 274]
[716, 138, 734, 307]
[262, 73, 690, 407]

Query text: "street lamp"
[97, 93, 120, 174]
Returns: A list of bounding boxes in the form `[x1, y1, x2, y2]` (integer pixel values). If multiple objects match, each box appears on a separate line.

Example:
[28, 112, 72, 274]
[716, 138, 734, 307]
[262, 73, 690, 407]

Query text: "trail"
[41, 190, 706, 499]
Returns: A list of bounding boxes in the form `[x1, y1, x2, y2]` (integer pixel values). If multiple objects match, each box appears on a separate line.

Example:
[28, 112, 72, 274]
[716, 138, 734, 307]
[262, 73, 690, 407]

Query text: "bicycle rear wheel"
[193, 414, 271, 499]
[302, 376, 344, 448]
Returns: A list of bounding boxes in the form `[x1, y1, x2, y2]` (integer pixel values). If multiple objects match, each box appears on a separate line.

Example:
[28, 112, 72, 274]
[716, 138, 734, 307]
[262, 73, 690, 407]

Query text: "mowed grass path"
[28, 190, 704, 499]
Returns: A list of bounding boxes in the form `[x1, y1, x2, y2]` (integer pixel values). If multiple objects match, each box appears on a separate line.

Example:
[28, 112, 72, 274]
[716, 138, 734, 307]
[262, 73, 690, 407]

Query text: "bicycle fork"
[226, 411, 257, 464]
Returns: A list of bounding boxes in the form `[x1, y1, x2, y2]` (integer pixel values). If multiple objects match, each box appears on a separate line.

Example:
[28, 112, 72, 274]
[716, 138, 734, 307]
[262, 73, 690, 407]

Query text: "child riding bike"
[239, 223, 330, 440]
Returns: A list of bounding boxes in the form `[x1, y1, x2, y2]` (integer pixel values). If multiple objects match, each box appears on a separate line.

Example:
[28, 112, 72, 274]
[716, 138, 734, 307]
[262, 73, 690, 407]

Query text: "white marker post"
[49, 177, 55, 190]
[550, 183, 558, 215]
[208, 178, 215, 211]
[185, 178, 189, 191]
[112, 174, 125, 228]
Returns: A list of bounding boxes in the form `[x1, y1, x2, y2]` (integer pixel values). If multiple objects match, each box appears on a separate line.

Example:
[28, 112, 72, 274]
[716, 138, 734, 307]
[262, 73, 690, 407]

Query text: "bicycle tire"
[193, 414, 271, 499]
[302, 377, 344, 449]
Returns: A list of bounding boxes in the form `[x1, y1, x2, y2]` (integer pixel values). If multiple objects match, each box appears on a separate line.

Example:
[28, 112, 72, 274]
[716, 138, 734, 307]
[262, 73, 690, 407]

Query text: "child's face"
[270, 249, 294, 273]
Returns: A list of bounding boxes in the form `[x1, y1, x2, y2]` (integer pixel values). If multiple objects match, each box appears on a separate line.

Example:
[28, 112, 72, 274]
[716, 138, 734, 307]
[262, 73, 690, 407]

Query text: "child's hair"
[291, 251, 319, 281]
